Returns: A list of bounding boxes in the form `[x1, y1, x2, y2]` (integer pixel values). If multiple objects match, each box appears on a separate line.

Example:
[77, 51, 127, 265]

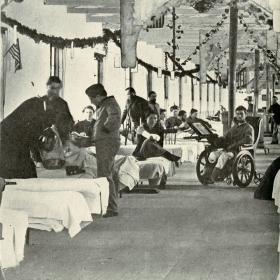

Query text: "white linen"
[2, 190, 92, 238]
[0, 209, 28, 269]
[272, 170, 280, 211]
[115, 155, 139, 190]
[5, 177, 109, 215]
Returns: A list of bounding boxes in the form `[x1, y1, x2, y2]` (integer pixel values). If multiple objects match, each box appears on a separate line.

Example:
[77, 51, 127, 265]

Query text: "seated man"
[132, 111, 181, 165]
[165, 105, 182, 129]
[72, 105, 96, 147]
[206, 106, 254, 182]
[186, 108, 212, 130]
[178, 110, 187, 123]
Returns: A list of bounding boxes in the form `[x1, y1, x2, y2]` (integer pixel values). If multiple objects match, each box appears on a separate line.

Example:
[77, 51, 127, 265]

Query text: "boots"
[162, 151, 181, 167]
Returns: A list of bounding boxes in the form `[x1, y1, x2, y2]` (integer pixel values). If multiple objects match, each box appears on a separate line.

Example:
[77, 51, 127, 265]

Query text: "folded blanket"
[0, 208, 28, 269]
[2, 190, 92, 238]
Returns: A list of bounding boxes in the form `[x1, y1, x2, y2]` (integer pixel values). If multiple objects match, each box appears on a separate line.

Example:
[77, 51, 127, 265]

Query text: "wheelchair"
[194, 117, 263, 188]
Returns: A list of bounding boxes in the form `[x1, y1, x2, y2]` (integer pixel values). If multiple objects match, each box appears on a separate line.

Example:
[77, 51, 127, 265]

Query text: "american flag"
[6, 38, 22, 72]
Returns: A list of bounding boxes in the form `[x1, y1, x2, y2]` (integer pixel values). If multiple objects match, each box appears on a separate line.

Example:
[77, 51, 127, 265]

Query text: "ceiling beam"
[44, 0, 119, 6]
[86, 14, 120, 23]
[67, 6, 119, 14]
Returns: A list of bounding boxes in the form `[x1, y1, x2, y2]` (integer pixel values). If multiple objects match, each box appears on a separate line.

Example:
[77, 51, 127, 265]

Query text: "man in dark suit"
[268, 96, 280, 144]
[0, 76, 74, 179]
[121, 87, 149, 142]
[147, 91, 160, 117]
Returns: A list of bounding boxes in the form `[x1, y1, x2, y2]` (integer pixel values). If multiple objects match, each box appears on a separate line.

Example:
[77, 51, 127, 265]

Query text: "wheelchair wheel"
[232, 153, 255, 188]
[196, 150, 212, 185]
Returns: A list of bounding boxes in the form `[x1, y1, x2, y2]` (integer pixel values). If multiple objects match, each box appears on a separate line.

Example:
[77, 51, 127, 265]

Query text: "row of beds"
[0, 127, 217, 272]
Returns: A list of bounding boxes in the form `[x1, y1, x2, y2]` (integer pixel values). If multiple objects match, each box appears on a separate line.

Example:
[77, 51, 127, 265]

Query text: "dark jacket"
[165, 116, 182, 128]
[0, 96, 74, 178]
[269, 103, 280, 124]
[121, 95, 149, 126]
[218, 121, 254, 153]
[148, 101, 160, 117]
[73, 119, 96, 146]
[94, 96, 121, 141]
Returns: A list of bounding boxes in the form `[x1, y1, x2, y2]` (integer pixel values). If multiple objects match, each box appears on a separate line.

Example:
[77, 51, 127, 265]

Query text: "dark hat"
[82, 105, 95, 113]
[170, 104, 179, 111]
[190, 108, 198, 115]
[179, 110, 186, 117]
[244, 96, 252, 102]
[160, 109, 166, 114]
[85, 83, 107, 97]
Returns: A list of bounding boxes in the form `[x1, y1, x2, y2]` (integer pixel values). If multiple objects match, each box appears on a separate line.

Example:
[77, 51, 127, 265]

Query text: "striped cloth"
[6, 38, 22, 72]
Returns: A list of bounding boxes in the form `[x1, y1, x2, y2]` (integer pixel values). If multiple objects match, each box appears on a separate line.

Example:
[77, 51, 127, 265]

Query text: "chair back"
[245, 116, 262, 151]
[164, 132, 177, 145]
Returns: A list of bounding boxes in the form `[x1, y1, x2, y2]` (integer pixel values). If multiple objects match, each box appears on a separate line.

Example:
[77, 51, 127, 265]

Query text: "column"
[228, 0, 238, 126]
[253, 49, 260, 115]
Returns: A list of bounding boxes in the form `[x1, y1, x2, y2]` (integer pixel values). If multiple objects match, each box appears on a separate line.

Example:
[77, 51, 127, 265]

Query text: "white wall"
[3, 0, 102, 119]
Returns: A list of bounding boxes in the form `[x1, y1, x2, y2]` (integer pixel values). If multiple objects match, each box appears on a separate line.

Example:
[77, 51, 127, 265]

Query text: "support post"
[1, 27, 7, 121]
[147, 69, 152, 96]
[228, 0, 238, 126]
[172, 7, 176, 71]
[179, 77, 182, 108]
[120, 0, 141, 68]
[164, 75, 169, 110]
[253, 49, 260, 116]
[266, 63, 271, 132]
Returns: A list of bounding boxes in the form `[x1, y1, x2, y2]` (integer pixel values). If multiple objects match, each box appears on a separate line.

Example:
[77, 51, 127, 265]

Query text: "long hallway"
[5, 160, 278, 280]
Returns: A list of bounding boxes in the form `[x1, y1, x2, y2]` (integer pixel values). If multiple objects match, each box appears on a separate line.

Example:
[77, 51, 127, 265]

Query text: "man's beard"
[150, 99, 156, 104]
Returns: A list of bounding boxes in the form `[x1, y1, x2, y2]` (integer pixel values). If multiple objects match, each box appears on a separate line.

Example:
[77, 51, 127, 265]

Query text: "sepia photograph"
[0, 0, 280, 279]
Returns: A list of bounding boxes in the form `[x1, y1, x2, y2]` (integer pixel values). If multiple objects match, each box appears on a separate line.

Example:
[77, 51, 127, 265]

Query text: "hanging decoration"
[239, 13, 280, 74]
[180, 10, 228, 66]
[1, 12, 120, 49]
[1, 12, 210, 82]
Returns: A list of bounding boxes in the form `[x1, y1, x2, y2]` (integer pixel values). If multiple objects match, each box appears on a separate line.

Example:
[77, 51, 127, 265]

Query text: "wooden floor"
[5, 151, 279, 280]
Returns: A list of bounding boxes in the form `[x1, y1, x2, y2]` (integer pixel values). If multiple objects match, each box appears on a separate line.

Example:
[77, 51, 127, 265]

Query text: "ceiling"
[44, 0, 276, 68]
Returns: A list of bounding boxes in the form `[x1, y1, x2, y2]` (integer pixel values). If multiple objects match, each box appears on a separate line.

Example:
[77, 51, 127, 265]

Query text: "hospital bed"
[0, 179, 28, 276]
[1, 177, 109, 243]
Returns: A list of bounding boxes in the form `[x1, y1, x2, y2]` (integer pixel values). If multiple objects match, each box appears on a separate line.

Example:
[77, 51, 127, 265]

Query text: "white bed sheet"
[2, 190, 92, 238]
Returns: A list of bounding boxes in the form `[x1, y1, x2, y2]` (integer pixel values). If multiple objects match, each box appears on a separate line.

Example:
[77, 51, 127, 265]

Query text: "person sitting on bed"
[72, 105, 96, 147]
[132, 111, 181, 166]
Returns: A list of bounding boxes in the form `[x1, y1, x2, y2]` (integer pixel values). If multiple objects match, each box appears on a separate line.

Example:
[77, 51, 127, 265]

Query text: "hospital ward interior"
[1, 0, 280, 279]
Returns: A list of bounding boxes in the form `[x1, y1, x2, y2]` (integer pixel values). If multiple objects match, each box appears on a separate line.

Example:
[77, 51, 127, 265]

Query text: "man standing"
[268, 96, 280, 144]
[0, 76, 74, 178]
[147, 91, 160, 117]
[85, 84, 121, 218]
[121, 87, 149, 142]
[244, 97, 254, 116]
